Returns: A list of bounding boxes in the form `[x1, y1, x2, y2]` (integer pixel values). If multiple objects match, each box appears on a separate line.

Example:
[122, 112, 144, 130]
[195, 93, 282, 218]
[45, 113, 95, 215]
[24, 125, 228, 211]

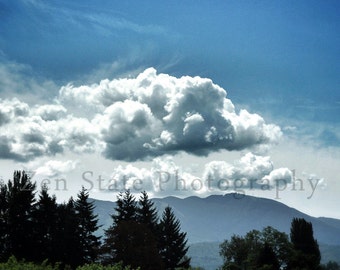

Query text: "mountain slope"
[91, 193, 340, 245]
[152, 194, 340, 245]
[91, 194, 340, 269]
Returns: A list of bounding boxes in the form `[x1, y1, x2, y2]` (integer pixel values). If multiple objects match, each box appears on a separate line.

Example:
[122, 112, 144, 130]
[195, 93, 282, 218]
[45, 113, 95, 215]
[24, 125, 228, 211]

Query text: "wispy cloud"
[0, 57, 58, 101]
[20, 0, 167, 37]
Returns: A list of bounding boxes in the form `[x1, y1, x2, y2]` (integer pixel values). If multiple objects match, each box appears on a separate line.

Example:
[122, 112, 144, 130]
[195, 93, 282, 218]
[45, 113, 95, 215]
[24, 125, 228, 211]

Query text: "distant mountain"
[318, 217, 340, 231]
[90, 193, 340, 269]
[186, 242, 222, 270]
[152, 194, 340, 245]
[91, 193, 340, 245]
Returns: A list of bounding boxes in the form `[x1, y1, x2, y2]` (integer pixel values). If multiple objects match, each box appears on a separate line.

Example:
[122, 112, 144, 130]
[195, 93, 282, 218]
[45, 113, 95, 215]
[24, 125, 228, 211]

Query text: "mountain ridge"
[90, 193, 340, 245]
[90, 193, 340, 269]
[152, 194, 340, 244]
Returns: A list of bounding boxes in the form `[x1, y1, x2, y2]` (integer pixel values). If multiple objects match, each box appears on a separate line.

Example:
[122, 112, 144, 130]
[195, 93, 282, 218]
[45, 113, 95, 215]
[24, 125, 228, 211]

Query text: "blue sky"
[0, 0, 339, 218]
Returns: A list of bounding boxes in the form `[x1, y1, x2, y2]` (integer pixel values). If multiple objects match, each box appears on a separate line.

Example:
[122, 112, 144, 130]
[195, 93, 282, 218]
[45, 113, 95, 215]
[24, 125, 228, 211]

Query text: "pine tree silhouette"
[6, 171, 36, 261]
[114, 190, 138, 223]
[103, 191, 167, 269]
[0, 181, 9, 261]
[54, 197, 82, 268]
[75, 186, 101, 265]
[31, 185, 58, 263]
[137, 190, 158, 231]
[159, 206, 190, 270]
[102, 190, 138, 265]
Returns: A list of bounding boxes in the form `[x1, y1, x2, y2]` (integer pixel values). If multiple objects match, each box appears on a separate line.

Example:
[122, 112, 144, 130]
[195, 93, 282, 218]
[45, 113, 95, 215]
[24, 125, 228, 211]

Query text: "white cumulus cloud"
[202, 152, 277, 190]
[260, 168, 293, 186]
[96, 152, 291, 197]
[0, 68, 282, 162]
[35, 160, 79, 178]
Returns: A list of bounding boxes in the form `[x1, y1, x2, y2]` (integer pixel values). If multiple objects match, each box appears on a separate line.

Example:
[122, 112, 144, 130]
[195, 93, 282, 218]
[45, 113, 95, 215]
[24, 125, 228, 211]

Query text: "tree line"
[219, 217, 339, 270]
[0, 171, 191, 270]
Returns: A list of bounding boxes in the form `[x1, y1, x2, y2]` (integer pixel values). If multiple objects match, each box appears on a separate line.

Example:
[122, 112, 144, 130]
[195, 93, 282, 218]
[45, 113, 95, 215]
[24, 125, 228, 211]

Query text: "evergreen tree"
[54, 198, 82, 268]
[110, 220, 163, 270]
[103, 191, 164, 269]
[75, 186, 101, 265]
[0, 182, 9, 261]
[113, 190, 138, 223]
[159, 206, 190, 270]
[102, 190, 138, 265]
[137, 190, 158, 231]
[6, 171, 36, 261]
[136, 191, 163, 269]
[289, 218, 321, 270]
[31, 185, 58, 263]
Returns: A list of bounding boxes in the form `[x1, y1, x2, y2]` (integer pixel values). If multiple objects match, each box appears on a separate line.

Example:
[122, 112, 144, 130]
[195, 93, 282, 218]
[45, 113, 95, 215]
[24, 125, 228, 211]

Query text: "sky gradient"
[0, 0, 339, 218]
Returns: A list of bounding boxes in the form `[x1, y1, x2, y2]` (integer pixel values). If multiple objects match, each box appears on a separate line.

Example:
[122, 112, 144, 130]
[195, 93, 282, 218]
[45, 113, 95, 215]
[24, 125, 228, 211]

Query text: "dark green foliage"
[219, 226, 291, 270]
[0, 255, 62, 270]
[159, 206, 190, 270]
[110, 220, 162, 269]
[0, 256, 138, 270]
[260, 226, 292, 268]
[103, 190, 164, 269]
[75, 187, 101, 265]
[0, 182, 9, 261]
[0, 172, 190, 269]
[289, 217, 321, 269]
[113, 190, 138, 223]
[0, 172, 100, 268]
[219, 235, 249, 268]
[102, 190, 138, 265]
[54, 198, 82, 268]
[77, 263, 138, 270]
[4, 171, 36, 261]
[103, 191, 190, 270]
[137, 191, 158, 232]
[256, 242, 280, 270]
[31, 185, 59, 263]
[219, 219, 323, 270]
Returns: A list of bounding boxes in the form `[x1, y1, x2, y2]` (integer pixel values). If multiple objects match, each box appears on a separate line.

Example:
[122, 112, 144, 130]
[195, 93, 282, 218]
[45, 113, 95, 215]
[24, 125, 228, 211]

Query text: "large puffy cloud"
[0, 68, 281, 161]
[62, 68, 281, 160]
